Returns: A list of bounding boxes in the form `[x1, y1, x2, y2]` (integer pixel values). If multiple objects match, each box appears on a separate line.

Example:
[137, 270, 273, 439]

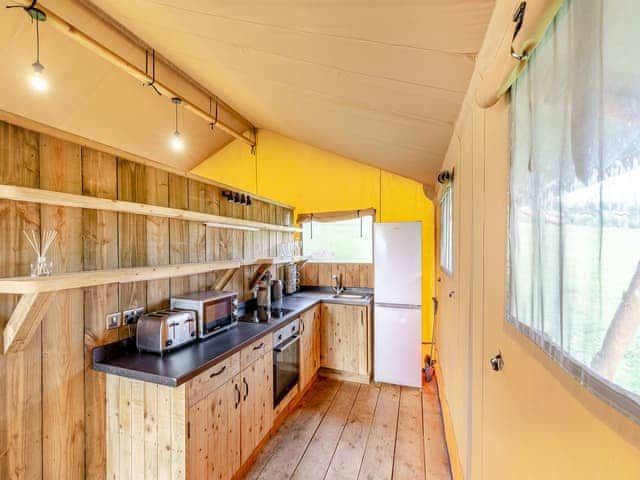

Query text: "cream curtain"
[509, 0, 640, 423]
[297, 208, 376, 224]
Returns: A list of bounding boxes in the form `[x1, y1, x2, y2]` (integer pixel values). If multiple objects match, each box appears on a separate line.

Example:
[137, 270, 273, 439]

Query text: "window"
[509, 0, 640, 421]
[302, 216, 373, 263]
[440, 185, 453, 274]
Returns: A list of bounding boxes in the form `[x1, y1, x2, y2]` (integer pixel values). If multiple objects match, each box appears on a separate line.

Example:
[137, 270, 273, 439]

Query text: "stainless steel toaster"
[136, 309, 197, 354]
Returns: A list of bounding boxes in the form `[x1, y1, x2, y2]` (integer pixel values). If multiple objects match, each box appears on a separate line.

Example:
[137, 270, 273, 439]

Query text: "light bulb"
[30, 62, 47, 92]
[170, 131, 184, 152]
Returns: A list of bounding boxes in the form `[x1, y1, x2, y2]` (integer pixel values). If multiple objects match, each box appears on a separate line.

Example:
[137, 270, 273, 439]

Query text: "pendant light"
[170, 97, 184, 152]
[8, 2, 48, 92]
[30, 13, 47, 92]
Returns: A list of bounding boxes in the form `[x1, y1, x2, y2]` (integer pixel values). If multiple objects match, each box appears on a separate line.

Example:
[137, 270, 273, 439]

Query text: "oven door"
[273, 334, 300, 406]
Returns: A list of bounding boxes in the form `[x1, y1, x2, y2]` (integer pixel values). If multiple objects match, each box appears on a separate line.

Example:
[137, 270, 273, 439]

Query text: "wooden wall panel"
[82, 148, 120, 480]
[40, 135, 85, 480]
[0, 121, 42, 480]
[145, 168, 170, 311]
[0, 120, 295, 480]
[117, 159, 148, 315]
[301, 263, 374, 289]
[187, 180, 208, 292]
[169, 174, 190, 296]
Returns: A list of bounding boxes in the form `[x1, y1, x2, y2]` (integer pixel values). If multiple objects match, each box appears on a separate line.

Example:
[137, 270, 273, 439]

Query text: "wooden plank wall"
[301, 263, 374, 289]
[0, 120, 294, 480]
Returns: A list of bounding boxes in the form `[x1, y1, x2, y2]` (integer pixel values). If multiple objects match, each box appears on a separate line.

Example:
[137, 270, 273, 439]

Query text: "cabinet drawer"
[188, 352, 240, 407]
[241, 333, 272, 369]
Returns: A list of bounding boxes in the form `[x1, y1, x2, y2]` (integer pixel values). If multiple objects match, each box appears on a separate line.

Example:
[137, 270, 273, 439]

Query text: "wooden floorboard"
[242, 378, 451, 480]
[252, 378, 341, 480]
[292, 382, 360, 480]
[325, 384, 379, 480]
[393, 387, 426, 480]
[422, 381, 452, 480]
[357, 384, 400, 480]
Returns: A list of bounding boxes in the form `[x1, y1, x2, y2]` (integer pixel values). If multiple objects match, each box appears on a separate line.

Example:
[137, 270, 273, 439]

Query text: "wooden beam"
[0, 185, 302, 233]
[0, 261, 241, 295]
[32, 3, 255, 146]
[4, 292, 56, 354]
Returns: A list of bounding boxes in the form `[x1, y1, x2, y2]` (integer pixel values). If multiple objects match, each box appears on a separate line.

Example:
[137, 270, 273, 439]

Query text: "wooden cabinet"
[188, 374, 241, 480]
[300, 305, 321, 390]
[320, 303, 371, 381]
[240, 349, 273, 464]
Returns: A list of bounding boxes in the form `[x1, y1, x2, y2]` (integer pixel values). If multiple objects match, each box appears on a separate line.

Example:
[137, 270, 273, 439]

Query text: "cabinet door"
[299, 307, 317, 389]
[321, 304, 368, 375]
[342, 306, 368, 376]
[312, 306, 322, 375]
[208, 375, 242, 480]
[240, 352, 273, 464]
[188, 375, 241, 480]
[320, 303, 343, 370]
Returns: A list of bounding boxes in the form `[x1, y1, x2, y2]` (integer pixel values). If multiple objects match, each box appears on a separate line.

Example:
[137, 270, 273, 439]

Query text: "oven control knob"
[278, 334, 282, 341]
[166, 339, 173, 347]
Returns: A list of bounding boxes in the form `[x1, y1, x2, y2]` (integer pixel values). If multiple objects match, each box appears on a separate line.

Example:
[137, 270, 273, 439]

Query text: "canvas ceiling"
[89, 0, 496, 184]
[1, 1, 494, 184]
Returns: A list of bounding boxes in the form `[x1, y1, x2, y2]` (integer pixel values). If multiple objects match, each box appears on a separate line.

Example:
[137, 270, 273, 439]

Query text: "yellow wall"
[193, 130, 435, 342]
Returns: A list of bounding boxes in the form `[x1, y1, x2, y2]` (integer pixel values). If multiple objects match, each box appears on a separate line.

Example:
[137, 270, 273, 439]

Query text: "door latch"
[490, 351, 504, 372]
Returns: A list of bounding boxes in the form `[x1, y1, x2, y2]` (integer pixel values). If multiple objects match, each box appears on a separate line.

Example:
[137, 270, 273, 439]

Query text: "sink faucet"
[332, 274, 345, 295]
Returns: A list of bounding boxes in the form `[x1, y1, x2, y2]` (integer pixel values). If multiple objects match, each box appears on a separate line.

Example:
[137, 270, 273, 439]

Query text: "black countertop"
[92, 288, 373, 387]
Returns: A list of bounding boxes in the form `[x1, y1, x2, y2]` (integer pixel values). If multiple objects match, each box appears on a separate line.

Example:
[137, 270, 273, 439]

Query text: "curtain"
[509, 0, 640, 423]
[297, 208, 375, 224]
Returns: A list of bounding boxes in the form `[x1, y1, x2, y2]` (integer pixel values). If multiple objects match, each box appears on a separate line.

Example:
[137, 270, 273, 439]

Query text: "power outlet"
[105, 312, 121, 330]
[123, 307, 144, 325]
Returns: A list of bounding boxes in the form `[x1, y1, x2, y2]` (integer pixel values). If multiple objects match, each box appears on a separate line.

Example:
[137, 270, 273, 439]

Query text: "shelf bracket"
[213, 268, 238, 291]
[3, 292, 56, 354]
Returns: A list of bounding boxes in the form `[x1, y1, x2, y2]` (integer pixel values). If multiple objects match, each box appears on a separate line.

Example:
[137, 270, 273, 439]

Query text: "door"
[374, 222, 422, 305]
[300, 306, 320, 389]
[240, 353, 273, 464]
[374, 305, 422, 387]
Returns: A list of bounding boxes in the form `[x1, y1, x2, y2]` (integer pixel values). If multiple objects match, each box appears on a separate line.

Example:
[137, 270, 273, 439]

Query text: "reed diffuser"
[24, 229, 57, 277]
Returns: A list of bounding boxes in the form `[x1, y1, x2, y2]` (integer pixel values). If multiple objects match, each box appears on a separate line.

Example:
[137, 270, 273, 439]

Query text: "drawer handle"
[209, 365, 226, 378]
[252, 342, 264, 351]
[243, 377, 249, 400]
[234, 383, 241, 408]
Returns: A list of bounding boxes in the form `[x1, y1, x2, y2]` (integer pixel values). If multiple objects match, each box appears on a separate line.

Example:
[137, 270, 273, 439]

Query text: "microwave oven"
[170, 291, 238, 339]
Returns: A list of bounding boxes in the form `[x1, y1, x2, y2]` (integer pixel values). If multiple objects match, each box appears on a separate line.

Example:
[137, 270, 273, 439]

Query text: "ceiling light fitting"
[170, 97, 184, 152]
[8, 1, 48, 92]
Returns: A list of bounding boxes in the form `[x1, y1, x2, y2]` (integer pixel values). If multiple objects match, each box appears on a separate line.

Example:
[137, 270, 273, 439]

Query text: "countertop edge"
[93, 291, 373, 387]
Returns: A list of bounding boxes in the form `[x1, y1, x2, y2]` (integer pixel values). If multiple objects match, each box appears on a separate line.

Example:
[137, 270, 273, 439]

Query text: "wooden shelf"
[0, 256, 310, 354]
[0, 185, 302, 233]
[242, 256, 310, 267]
[1, 261, 239, 354]
[0, 261, 241, 295]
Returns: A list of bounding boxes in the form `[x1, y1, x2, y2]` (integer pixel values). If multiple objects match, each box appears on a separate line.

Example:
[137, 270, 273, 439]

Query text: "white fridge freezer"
[373, 222, 422, 388]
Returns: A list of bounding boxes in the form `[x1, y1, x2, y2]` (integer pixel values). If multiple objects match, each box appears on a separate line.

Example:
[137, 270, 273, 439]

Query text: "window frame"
[301, 215, 374, 264]
[506, 0, 640, 424]
[439, 184, 454, 276]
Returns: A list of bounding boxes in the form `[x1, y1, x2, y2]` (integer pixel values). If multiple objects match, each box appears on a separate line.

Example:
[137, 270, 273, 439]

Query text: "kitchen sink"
[332, 293, 369, 300]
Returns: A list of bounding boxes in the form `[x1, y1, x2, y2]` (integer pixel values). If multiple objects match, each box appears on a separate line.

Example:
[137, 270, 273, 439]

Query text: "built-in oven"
[272, 318, 300, 407]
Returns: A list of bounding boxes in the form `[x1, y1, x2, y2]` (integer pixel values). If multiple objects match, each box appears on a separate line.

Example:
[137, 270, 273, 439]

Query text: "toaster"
[136, 309, 197, 354]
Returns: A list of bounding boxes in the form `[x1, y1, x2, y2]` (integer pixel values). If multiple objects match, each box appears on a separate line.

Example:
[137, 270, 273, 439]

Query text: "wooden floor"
[243, 377, 452, 480]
